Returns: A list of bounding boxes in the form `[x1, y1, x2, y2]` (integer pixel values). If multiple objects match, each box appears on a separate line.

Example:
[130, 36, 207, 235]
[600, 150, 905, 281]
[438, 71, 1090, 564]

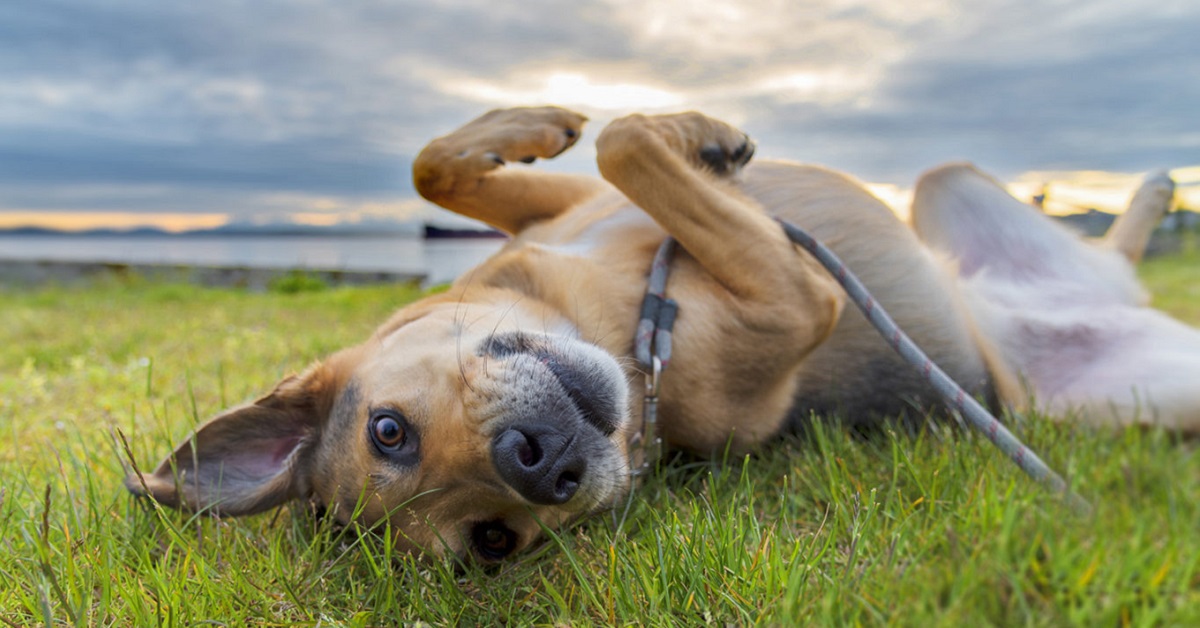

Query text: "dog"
[127, 106, 1199, 562]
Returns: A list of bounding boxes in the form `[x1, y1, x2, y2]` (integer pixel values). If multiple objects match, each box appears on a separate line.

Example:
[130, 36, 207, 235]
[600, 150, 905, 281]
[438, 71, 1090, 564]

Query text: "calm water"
[0, 235, 507, 285]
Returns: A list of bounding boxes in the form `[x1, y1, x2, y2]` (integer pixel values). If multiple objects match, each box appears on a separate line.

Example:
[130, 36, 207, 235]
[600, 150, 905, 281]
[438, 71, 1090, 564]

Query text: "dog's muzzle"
[479, 332, 628, 507]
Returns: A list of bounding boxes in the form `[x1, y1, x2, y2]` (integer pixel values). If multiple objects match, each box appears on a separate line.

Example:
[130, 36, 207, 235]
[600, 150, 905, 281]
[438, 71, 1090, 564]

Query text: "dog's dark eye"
[472, 520, 518, 560]
[367, 411, 418, 465]
[373, 416, 405, 448]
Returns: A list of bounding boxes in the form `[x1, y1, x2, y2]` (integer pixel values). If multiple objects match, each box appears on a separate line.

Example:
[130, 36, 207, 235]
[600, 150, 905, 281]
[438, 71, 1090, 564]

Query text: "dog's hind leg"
[413, 106, 609, 234]
[1102, 171, 1175, 264]
[912, 163, 1200, 431]
[910, 162, 1145, 304]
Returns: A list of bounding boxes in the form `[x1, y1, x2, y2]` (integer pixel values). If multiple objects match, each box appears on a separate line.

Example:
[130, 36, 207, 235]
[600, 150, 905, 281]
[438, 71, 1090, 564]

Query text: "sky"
[1, 0, 1198, 231]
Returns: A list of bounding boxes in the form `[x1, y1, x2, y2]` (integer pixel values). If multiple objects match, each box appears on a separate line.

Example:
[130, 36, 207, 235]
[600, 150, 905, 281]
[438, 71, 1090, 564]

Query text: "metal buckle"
[633, 355, 663, 477]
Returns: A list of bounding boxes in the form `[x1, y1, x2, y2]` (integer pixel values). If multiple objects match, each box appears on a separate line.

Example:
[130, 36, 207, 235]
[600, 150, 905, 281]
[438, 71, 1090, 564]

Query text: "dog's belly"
[963, 275, 1200, 430]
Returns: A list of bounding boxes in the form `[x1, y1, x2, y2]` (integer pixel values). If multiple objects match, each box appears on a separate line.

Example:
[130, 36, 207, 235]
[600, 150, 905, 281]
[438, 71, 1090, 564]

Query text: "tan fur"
[130, 107, 1193, 561]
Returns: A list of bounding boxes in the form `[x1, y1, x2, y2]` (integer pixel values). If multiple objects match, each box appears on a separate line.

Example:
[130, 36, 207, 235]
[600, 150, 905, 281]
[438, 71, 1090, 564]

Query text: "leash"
[632, 221, 1092, 514]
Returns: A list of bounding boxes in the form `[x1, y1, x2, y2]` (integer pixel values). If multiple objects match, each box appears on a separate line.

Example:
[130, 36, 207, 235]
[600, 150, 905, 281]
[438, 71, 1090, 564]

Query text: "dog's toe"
[699, 144, 729, 174]
[732, 136, 755, 167]
[698, 134, 755, 176]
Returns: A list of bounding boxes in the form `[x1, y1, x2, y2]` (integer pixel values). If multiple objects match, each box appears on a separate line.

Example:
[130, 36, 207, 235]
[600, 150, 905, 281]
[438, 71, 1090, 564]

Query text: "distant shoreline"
[0, 259, 425, 290]
[0, 232, 506, 287]
[4, 230, 422, 239]
[0, 222, 506, 240]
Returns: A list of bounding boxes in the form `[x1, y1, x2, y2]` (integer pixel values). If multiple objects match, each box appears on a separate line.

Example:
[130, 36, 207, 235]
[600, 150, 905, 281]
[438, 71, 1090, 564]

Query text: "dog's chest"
[529, 199, 664, 260]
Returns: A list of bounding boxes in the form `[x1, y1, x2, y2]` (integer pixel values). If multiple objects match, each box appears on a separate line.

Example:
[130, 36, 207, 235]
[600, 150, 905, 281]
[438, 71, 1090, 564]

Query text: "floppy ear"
[126, 364, 337, 516]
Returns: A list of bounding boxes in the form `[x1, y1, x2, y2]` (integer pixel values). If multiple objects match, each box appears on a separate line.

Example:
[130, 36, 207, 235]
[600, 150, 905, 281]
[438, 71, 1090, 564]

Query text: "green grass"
[1, 256, 1197, 626]
[1142, 233, 1200, 322]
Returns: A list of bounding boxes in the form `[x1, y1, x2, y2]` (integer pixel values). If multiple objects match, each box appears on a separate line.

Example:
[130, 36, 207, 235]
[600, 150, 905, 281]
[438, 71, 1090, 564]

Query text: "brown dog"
[128, 107, 1197, 561]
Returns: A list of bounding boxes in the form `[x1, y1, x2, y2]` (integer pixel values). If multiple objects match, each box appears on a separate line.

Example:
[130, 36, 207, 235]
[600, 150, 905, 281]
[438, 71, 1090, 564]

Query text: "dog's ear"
[125, 362, 339, 516]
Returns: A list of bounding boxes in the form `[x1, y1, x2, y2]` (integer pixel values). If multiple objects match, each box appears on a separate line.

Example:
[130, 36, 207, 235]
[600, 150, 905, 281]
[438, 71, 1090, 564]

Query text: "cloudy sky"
[2, 0, 1198, 230]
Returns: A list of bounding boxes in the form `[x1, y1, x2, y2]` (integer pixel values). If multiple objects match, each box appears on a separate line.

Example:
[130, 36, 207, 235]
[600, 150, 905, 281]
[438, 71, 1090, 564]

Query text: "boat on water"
[422, 224, 508, 240]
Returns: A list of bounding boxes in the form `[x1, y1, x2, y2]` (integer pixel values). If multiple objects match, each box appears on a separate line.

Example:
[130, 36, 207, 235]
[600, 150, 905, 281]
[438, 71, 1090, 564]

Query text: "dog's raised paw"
[596, 111, 756, 181]
[699, 136, 755, 176]
[445, 106, 588, 169]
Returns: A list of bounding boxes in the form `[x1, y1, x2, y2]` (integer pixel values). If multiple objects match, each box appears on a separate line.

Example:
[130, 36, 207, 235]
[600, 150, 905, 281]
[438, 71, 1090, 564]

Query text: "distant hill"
[0, 225, 177, 237]
[0, 221, 422, 238]
[1055, 209, 1117, 237]
[1053, 208, 1200, 237]
[1163, 209, 1200, 231]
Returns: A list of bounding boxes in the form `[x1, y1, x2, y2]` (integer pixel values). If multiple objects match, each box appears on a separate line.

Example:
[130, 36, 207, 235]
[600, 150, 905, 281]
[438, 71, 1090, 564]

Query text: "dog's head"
[126, 293, 632, 562]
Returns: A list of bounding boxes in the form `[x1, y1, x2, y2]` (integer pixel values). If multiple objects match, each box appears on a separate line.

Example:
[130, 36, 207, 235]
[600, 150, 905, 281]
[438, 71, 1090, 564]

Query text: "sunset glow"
[0, 212, 228, 232]
[445, 71, 685, 112]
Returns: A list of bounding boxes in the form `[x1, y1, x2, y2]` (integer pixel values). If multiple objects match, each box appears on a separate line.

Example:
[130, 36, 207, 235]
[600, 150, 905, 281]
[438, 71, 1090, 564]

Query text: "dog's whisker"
[455, 325, 474, 394]
[448, 288, 478, 394]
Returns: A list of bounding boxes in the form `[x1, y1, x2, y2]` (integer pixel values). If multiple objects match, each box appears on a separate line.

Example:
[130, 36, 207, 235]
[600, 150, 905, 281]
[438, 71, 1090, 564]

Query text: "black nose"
[492, 427, 586, 505]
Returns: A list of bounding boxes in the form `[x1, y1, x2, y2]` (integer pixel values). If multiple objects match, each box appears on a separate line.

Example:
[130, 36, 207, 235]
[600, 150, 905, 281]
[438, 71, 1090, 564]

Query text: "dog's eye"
[368, 410, 415, 459]
[472, 520, 518, 560]
[373, 416, 405, 448]
[366, 409, 420, 466]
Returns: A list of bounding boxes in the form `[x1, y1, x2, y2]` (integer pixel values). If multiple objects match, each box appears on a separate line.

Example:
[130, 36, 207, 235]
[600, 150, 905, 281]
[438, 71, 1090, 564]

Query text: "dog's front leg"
[413, 106, 609, 234]
[596, 112, 842, 312]
[595, 112, 845, 452]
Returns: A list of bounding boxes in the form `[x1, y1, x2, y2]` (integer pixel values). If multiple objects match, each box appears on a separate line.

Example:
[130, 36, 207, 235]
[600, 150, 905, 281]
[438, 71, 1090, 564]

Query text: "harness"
[630, 237, 677, 476]
[630, 222, 1091, 514]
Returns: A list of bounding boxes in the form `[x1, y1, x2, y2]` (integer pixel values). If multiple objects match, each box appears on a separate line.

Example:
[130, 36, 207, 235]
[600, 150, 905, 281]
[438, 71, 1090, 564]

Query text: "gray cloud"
[742, 0, 1200, 181]
[1, 0, 1196, 220]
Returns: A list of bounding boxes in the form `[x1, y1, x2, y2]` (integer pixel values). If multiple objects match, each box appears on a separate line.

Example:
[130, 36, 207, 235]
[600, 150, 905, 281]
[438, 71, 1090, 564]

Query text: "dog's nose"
[492, 427, 585, 505]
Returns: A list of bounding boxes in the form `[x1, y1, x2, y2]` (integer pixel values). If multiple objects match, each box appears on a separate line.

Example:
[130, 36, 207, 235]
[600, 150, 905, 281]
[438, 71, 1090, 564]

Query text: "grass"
[1, 251, 1197, 626]
[1141, 233, 1200, 322]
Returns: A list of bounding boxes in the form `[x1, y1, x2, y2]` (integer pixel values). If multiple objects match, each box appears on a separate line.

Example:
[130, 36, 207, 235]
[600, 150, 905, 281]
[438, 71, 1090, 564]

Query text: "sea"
[0, 234, 508, 286]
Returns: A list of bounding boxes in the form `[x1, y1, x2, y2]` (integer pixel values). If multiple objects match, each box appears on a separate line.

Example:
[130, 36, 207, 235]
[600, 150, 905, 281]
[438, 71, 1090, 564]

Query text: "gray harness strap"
[631, 237, 678, 476]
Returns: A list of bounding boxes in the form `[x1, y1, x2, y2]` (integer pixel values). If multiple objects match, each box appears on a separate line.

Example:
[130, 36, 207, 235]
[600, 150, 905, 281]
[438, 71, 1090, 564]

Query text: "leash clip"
[630, 237, 678, 478]
[634, 356, 663, 477]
